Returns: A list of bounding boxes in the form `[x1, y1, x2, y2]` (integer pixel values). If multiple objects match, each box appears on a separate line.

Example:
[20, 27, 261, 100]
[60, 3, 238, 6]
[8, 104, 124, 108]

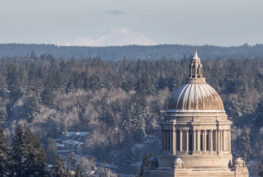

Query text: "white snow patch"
[96, 162, 118, 169]
[66, 131, 89, 137]
[62, 139, 83, 146]
[134, 143, 145, 149]
[131, 161, 142, 167]
[56, 143, 65, 148]
[57, 150, 71, 153]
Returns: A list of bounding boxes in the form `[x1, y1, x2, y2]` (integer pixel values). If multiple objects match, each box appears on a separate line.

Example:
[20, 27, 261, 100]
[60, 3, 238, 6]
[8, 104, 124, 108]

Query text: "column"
[216, 129, 219, 152]
[193, 130, 196, 152]
[166, 130, 170, 151]
[203, 130, 207, 151]
[209, 130, 213, 151]
[176, 130, 180, 151]
[225, 130, 228, 151]
[222, 130, 225, 151]
[170, 130, 173, 153]
[186, 130, 189, 152]
[168, 130, 170, 152]
[167, 130, 170, 152]
[172, 128, 176, 154]
[168, 130, 171, 152]
[218, 130, 221, 151]
[229, 129, 232, 152]
[226, 130, 230, 152]
[180, 130, 183, 152]
[197, 130, 200, 151]
[162, 130, 164, 152]
[164, 130, 166, 151]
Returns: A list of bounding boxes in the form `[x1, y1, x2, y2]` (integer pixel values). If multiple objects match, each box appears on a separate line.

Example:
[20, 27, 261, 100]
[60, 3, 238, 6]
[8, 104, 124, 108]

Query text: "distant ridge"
[0, 43, 263, 60]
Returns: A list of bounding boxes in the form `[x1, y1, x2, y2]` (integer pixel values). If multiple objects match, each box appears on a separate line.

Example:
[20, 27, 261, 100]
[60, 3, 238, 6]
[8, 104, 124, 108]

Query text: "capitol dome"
[168, 50, 224, 111]
[144, 50, 248, 177]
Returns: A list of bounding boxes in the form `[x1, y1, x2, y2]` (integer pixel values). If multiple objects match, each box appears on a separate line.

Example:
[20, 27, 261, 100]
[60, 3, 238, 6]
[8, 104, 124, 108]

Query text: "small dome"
[168, 83, 224, 111]
[168, 50, 224, 111]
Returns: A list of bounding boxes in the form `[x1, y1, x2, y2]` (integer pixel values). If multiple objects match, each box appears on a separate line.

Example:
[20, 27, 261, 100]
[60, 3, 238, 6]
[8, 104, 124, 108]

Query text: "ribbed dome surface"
[168, 83, 224, 111]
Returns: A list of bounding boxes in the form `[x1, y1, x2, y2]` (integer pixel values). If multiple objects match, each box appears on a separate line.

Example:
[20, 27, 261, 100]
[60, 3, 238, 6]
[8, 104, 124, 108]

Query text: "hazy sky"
[0, 0, 262, 46]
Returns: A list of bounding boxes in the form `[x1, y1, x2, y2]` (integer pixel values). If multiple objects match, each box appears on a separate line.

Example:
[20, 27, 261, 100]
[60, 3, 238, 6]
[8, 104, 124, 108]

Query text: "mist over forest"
[0, 45, 262, 176]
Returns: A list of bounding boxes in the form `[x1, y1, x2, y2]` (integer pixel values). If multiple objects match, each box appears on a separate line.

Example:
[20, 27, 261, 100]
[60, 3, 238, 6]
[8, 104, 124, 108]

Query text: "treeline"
[0, 54, 262, 175]
[0, 126, 82, 177]
[1, 43, 263, 60]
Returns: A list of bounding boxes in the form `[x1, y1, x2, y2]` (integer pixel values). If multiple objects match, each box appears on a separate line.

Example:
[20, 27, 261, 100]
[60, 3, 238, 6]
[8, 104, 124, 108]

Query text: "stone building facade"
[144, 51, 248, 177]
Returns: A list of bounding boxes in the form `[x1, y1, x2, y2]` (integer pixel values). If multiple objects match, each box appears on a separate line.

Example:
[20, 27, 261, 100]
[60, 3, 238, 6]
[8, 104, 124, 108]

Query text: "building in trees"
[144, 51, 249, 177]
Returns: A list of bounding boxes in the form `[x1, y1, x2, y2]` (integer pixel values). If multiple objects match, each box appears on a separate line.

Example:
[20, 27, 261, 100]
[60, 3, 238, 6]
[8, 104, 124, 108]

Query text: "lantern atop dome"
[188, 50, 206, 84]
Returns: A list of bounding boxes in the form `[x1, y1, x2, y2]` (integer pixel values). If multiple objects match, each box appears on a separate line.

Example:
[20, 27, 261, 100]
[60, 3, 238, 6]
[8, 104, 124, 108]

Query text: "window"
[213, 130, 217, 151]
[176, 130, 180, 151]
[189, 131, 193, 152]
[206, 131, 209, 151]
[200, 131, 203, 151]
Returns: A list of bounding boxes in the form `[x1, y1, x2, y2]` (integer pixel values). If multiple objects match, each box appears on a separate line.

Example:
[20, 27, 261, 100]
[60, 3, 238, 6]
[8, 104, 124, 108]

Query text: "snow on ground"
[62, 139, 83, 146]
[55, 131, 87, 158]
[66, 131, 89, 137]
[57, 150, 71, 153]
[96, 162, 118, 169]
[134, 143, 145, 149]
[131, 143, 146, 154]
[131, 161, 142, 168]
[56, 143, 65, 148]
[118, 173, 134, 177]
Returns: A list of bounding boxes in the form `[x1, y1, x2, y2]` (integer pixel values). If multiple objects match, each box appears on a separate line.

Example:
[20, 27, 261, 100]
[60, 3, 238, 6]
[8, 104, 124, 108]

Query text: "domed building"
[144, 51, 248, 177]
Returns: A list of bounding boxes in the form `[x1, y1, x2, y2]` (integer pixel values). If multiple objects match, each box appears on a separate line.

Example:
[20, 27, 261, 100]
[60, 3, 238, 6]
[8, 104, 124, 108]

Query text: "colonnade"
[162, 128, 231, 154]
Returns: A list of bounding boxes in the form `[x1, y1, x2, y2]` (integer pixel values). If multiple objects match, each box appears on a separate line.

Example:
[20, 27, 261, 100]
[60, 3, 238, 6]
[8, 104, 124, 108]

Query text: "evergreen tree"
[67, 151, 76, 171]
[138, 154, 152, 177]
[46, 137, 58, 164]
[0, 73, 9, 98]
[10, 125, 25, 177]
[240, 130, 252, 162]
[0, 102, 7, 123]
[0, 129, 10, 177]
[23, 129, 47, 177]
[75, 165, 83, 177]
[259, 160, 263, 177]
[10, 127, 48, 177]
[24, 94, 39, 122]
[50, 157, 72, 177]
[135, 72, 155, 96]
[41, 86, 54, 106]
[30, 51, 37, 59]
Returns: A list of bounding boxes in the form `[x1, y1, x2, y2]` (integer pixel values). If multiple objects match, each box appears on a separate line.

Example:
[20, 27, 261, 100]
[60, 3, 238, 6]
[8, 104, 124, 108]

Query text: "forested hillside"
[0, 54, 262, 176]
[1, 43, 263, 60]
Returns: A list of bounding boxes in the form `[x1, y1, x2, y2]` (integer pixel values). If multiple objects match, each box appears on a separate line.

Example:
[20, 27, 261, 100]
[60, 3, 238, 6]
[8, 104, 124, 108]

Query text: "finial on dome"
[193, 49, 200, 60]
[188, 49, 206, 84]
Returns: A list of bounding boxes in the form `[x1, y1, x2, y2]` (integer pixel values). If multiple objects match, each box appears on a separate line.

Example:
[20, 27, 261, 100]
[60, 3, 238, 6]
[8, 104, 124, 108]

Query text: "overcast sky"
[0, 0, 262, 46]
